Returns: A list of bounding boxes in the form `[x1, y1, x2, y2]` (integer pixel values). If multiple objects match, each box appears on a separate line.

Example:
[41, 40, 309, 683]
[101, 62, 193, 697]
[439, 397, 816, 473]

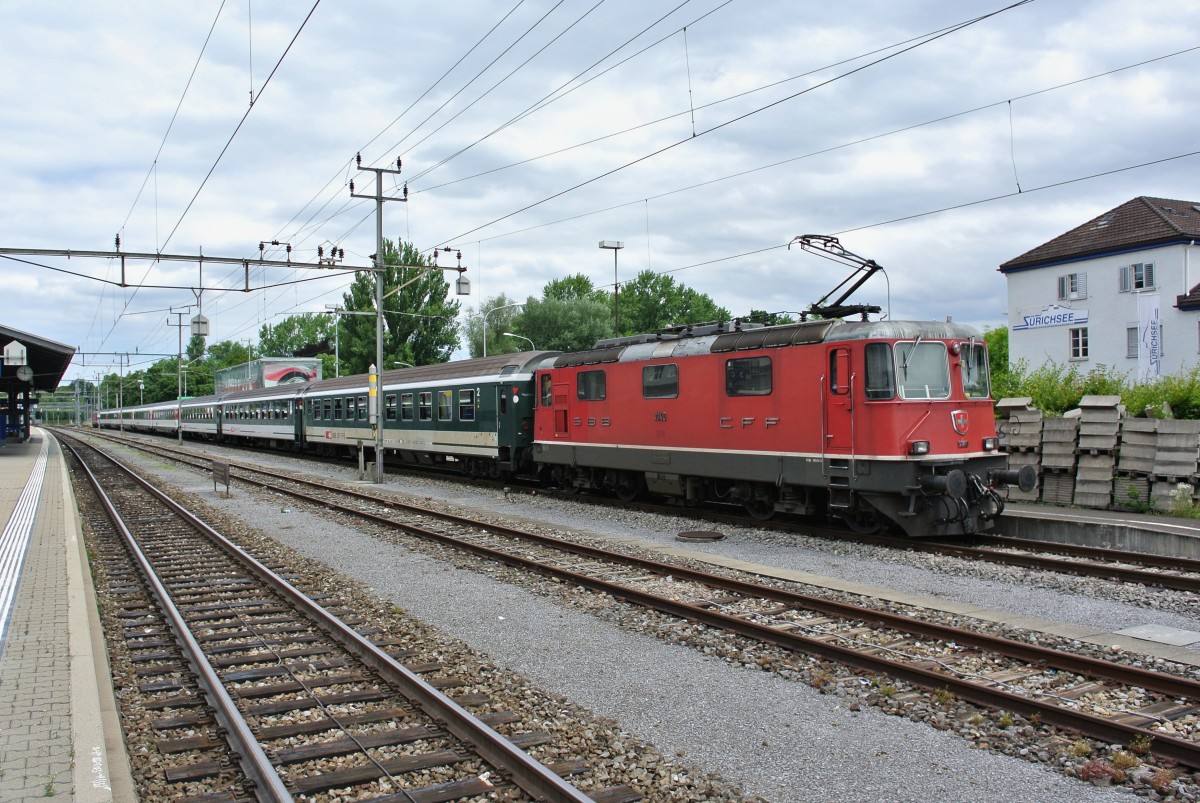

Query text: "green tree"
[463, 294, 522, 358]
[544, 273, 608, 303]
[745, 309, 797, 326]
[340, 239, 461, 373]
[515, 296, 613, 353]
[258, 314, 333, 359]
[616, 270, 731, 336]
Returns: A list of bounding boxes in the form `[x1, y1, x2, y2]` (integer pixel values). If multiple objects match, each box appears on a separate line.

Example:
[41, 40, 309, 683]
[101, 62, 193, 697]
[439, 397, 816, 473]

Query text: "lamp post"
[503, 332, 535, 351]
[482, 302, 523, 357]
[324, 304, 343, 377]
[138, 380, 144, 405]
[599, 240, 624, 336]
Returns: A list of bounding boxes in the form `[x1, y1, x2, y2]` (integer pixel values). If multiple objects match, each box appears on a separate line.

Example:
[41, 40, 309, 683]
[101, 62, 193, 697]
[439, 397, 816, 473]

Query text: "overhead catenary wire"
[430, 0, 1035, 248]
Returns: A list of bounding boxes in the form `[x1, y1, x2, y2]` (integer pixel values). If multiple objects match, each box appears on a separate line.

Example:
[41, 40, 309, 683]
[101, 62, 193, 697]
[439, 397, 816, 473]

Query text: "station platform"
[0, 429, 132, 802]
[1000, 500, 1200, 559]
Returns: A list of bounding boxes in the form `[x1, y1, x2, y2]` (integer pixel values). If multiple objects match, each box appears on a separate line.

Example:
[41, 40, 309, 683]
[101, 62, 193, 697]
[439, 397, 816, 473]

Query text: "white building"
[1000, 196, 1200, 378]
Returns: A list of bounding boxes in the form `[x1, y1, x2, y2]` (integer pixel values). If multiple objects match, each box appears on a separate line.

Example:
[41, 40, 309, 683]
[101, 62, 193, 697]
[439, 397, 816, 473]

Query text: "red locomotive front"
[532, 319, 1032, 537]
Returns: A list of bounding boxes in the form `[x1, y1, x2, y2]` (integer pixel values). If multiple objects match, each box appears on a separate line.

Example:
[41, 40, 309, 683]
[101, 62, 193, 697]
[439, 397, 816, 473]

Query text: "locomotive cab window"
[577, 370, 606, 401]
[959, 342, 990, 399]
[864, 343, 895, 400]
[726, 357, 771, 396]
[642, 364, 678, 399]
[540, 374, 553, 406]
[895, 340, 950, 400]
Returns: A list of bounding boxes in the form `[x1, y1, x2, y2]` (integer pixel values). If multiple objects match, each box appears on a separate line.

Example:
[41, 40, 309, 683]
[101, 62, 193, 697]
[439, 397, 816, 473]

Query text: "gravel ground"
[94, 434, 1200, 801]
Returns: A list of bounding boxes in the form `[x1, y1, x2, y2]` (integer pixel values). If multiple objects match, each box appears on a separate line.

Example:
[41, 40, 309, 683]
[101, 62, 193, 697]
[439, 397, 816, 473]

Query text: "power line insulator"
[396, 158, 402, 170]
[349, 180, 355, 193]
[356, 152, 362, 167]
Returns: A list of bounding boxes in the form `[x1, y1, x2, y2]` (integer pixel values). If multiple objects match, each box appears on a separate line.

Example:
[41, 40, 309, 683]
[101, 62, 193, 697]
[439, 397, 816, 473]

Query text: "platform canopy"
[0, 323, 75, 392]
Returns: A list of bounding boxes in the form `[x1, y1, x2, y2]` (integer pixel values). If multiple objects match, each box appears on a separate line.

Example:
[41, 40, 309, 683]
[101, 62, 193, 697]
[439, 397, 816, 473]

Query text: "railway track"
[70, 430, 1200, 771]
[61, 433, 636, 802]
[81, 428, 1200, 594]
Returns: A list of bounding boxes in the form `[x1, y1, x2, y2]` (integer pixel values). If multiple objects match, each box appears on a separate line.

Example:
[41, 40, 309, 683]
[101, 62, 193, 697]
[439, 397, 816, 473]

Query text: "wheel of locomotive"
[744, 486, 776, 521]
[613, 471, 643, 503]
[841, 507, 884, 534]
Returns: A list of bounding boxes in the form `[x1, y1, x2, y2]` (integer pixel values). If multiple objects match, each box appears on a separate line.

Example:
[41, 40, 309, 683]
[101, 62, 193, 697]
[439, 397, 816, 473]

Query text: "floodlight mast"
[789, 234, 884, 321]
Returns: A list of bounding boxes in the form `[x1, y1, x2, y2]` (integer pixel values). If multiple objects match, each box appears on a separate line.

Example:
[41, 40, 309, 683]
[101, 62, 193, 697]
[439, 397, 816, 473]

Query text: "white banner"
[1137, 292, 1161, 381]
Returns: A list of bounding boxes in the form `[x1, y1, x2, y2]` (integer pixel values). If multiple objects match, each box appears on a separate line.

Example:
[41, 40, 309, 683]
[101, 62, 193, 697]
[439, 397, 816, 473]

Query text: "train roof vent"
[599, 346, 626, 363]
[734, 329, 770, 350]
[791, 320, 837, 344]
[591, 333, 662, 348]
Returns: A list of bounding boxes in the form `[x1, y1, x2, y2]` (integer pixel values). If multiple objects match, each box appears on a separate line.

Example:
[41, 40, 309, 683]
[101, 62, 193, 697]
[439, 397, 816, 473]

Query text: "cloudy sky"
[3, 0, 1198, 383]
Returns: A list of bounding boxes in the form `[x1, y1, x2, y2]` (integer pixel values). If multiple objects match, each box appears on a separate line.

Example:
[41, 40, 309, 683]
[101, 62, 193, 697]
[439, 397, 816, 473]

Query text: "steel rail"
[62, 433, 594, 803]
[204, 460, 1200, 769]
[62, 439, 295, 802]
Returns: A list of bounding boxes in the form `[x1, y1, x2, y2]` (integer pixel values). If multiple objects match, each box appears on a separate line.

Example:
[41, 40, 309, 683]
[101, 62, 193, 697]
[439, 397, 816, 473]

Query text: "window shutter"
[1076, 273, 1087, 298]
[1119, 265, 1130, 292]
[1057, 276, 1067, 300]
[1145, 263, 1155, 289]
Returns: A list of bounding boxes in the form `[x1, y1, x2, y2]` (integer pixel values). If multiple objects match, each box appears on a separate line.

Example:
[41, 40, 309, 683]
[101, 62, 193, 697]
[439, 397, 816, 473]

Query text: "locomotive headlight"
[908, 440, 930, 456]
[983, 437, 998, 451]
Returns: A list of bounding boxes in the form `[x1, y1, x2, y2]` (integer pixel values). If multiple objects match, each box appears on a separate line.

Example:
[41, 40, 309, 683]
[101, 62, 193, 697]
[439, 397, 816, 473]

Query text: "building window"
[1057, 272, 1087, 300]
[1070, 327, 1089, 360]
[1126, 326, 1137, 358]
[1119, 263, 1155, 292]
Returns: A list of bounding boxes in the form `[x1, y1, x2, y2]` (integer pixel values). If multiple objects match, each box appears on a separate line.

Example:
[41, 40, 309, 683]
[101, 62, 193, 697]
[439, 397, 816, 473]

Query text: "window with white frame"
[1057, 272, 1087, 300]
[1126, 326, 1138, 358]
[1069, 327, 1088, 360]
[1118, 262, 1155, 292]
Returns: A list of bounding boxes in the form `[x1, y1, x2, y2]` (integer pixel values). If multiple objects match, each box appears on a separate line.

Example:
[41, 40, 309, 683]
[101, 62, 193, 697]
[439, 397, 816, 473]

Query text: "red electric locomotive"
[530, 237, 1033, 537]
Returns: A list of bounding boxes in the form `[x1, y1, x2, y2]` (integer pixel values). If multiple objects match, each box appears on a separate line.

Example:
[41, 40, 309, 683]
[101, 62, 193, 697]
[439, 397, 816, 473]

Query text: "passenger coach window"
[642, 364, 678, 399]
[401, 393, 414, 421]
[334, 397, 344, 421]
[895, 341, 951, 400]
[419, 392, 433, 421]
[358, 395, 368, 421]
[577, 370, 606, 401]
[323, 399, 332, 420]
[864, 343, 895, 400]
[726, 357, 771, 396]
[438, 390, 453, 421]
[385, 394, 397, 422]
[459, 389, 476, 421]
[960, 342, 990, 399]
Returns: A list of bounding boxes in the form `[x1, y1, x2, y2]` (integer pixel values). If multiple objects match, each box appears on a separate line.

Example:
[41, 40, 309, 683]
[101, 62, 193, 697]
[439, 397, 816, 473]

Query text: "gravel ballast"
[91, 435, 1198, 801]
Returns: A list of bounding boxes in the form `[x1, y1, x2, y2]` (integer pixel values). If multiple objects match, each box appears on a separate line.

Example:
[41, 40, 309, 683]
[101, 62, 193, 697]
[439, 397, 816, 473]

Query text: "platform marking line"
[0, 436, 50, 653]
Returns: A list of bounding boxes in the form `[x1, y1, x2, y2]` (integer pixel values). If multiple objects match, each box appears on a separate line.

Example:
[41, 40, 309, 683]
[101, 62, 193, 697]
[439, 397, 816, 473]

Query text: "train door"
[551, 375, 570, 438]
[824, 346, 854, 453]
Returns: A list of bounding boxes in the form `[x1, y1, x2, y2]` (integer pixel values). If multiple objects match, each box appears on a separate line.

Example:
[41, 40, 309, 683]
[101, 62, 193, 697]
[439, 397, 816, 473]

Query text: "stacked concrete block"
[997, 398, 1042, 501]
[1113, 417, 1156, 510]
[1117, 417, 1158, 474]
[1151, 420, 1200, 513]
[1038, 416, 1078, 505]
[1076, 395, 1122, 452]
[1073, 396, 1120, 508]
[1040, 417, 1078, 469]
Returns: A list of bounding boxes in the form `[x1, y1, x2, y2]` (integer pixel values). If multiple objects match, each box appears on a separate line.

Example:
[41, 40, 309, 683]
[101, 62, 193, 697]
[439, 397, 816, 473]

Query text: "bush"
[995, 360, 1200, 420]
